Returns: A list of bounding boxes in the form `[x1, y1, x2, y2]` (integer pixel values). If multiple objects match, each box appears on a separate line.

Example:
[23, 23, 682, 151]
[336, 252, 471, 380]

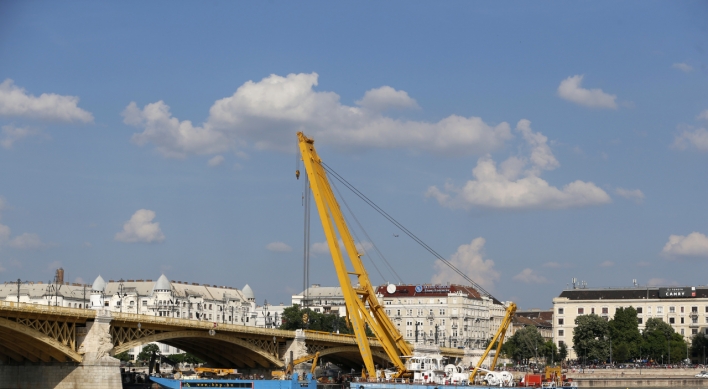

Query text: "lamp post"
[263, 299, 269, 329]
[117, 279, 127, 313]
[16, 278, 21, 303]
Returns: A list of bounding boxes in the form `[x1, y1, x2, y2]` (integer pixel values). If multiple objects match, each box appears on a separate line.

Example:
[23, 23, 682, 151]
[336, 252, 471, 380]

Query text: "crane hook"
[295, 169, 300, 180]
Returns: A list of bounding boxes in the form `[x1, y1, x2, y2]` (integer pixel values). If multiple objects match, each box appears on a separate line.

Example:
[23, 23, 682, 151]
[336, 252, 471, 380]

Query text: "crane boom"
[297, 132, 411, 377]
[470, 302, 516, 381]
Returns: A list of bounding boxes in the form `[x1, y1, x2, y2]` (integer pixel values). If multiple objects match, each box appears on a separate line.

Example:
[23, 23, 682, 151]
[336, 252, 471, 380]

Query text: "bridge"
[0, 301, 466, 370]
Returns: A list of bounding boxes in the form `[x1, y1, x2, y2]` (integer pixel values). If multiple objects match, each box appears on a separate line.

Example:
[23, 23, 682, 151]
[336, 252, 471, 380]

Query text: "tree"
[279, 304, 368, 335]
[115, 351, 131, 362]
[167, 352, 204, 365]
[608, 306, 642, 362]
[503, 326, 545, 364]
[137, 343, 160, 362]
[691, 333, 708, 365]
[642, 318, 687, 364]
[541, 340, 559, 365]
[572, 314, 609, 364]
[558, 342, 568, 361]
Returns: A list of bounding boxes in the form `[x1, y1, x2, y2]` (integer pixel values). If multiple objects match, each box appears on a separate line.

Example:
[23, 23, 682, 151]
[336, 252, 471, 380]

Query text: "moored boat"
[150, 372, 318, 389]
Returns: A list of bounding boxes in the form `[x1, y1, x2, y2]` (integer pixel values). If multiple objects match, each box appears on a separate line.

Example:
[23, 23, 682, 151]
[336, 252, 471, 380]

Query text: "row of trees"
[114, 344, 204, 364]
[279, 304, 373, 335]
[501, 325, 567, 364]
[572, 307, 690, 364]
[502, 306, 704, 365]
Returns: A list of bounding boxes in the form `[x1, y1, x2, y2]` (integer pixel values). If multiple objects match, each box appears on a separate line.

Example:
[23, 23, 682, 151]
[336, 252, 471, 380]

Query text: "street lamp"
[116, 279, 127, 313]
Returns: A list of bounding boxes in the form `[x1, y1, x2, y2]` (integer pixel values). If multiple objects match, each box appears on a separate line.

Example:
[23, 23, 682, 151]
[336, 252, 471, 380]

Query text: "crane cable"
[321, 161, 494, 300]
[331, 178, 403, 284]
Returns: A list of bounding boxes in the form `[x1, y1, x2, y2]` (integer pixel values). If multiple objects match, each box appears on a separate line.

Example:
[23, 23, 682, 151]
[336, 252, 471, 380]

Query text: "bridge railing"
[111, 312, 296, 338]
[0, 301, 96, 318]
[303, 330, 382, 347]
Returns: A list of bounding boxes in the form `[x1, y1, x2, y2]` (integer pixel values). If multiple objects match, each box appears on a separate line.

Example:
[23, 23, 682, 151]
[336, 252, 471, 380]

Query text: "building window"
[681, 328, 685, 335]
[558, 318, 564, 325]
[693, 329, 698, 335]
[558, 330, 564, 336]
[408, 309, 413, 316]
[439, 309, 446, 315]
[681, 306, 685, 313]
[692, 306, 698, 313]
[647, 307, 652, 314]
[637, 307, 643, 314]
[591, 307, 595, 314]
[558, 308, 564, 315]
[577, 308, 584, 315]
[638, 318, 643, 324]
[681, 317, 684, 324]
[669, 306, 675, 313]
[385, 309, 391, 316]
[669, 317, 675, 324]
[693, 317, 698, 324]
[657, 306, 663, 314]
[397, 309, 401, 316]
[558, 340, 565, 347]
[602, 307, 608, 314]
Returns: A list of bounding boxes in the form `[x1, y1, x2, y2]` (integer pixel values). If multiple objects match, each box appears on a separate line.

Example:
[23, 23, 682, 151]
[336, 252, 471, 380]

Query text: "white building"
[0, 271, 259, 360]
[292, 283, 509, 349]
[553, 284, 708, 359]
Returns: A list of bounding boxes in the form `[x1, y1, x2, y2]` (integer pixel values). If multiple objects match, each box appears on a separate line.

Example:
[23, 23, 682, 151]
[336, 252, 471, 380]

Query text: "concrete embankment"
[550, 368, 705, 387]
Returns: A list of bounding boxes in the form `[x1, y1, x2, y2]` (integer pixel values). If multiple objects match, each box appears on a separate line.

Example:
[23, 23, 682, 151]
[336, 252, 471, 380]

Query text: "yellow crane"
[297, 132, 516, 380]
[470, 302, 516, 382]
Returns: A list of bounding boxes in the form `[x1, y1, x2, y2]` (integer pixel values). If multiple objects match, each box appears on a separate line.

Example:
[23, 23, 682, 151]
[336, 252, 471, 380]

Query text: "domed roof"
[152, 274, 172, 292]
[91, 275, 106, 292]
[242, 284, 254, 300]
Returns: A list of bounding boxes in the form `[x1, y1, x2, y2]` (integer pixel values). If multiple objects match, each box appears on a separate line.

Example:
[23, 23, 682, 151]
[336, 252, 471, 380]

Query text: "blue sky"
[0, 1, 707, 309]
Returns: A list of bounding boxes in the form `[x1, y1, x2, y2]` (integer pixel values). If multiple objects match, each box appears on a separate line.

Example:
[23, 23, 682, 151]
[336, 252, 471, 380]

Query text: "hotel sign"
[659, 287, 696, 298]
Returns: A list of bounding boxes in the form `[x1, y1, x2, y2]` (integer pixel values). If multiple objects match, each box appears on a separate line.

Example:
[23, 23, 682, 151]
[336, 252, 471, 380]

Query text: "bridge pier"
[0, 310, 121, 389]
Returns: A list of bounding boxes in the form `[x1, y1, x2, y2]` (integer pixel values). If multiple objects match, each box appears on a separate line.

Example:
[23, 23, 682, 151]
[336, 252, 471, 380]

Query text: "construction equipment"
[194, 367, 241, 379]
[272, 352, 320, 379]
[296, 132, 516, 380]
[470, 302, 516, 382]
[297, 132, 411, 378]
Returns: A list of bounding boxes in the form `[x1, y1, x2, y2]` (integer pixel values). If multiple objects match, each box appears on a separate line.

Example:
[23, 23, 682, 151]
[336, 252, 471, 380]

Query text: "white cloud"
[557, 75, 618, 109]
[0, 79, 93, 122]
[431, 237, 500, 291]
[356, 86, 419, 111]
[1, 125, 40, 149]
[311, 241, 330, 256]
[115, 209, 165, 243]
[266, 241, 292, 252]
[672, 63, 694, 73]
[615, 188, 644, 203]
[125, 73, 512, 158]
[8, 233, 45, 249]
[673, 126, 708, 152]
[512, 268, 547, 284]
[427, 120, 611, 210]
[662, 232, 708, 257]
[599, 260, 614, 268]
[208, 155, 225, 167]
[698, 109, 708, 121]
[0, 223, 9, 242]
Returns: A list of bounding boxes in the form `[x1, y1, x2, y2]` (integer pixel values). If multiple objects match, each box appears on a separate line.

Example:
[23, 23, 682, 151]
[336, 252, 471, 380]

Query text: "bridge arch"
[111, 330, 283, 367]
[0, 317, 82, 363]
